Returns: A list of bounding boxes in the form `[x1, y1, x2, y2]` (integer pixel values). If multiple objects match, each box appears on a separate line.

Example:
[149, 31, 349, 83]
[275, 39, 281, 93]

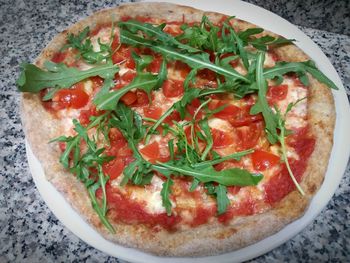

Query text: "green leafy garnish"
[250, 52, 279, 144]
[155, 162, 262, 186]
[63, 26, 114, 64]
[161, 177, 174, 216]
[205, 183, 230, 215]
[120, 29, 250, 83]
[51, 115, 115, 233]
[17, 61, 119, 100]
[109, 103, 152, 186]
[264, 60, 338, 90]
[94, 54, 167, 110]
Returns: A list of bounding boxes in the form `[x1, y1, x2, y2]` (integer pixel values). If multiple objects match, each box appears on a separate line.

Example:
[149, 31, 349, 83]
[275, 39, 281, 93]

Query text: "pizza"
[18, 2, 337, 257]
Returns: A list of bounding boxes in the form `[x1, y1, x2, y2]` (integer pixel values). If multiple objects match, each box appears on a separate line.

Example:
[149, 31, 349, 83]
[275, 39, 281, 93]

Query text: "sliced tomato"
[268, 50, 280, 62]
[162, 79, 184, 98]
[186, 98, 203, 120]
[58, 141, 66, 152]
[164, 110, 181, 124]
[147, 56, 163, 73]
[121, 91, 137, 105]
[174, 61, 191, 78]
[104, 159, 125, 180]
[111, 35, 120, 51]
[252, 149, 280, 171]
[211, 100, 240, 119]
[236, 122, 263, 151]
[79, 106, 102, 125]
[51, 52, 67, 63]
[210, 100, 262, 127]
[140, 141, 170, 163]
[198, 68, 216, 81]
[112, 45, 135, 69]
[117, 145, 133, 158]
[90, 76, 104, 89]
[109, 128, 123, 142]
[267, 84, 288, 105]
[212, 128, 235, 149]
[121, 71, 136, 83]
[53, 88, 89, 109]
[131, 90, 150, 107]
[105, 139, 128, 157]
[140, 141, 160, 159]
[184, 125, 205, 145]
[143, 106, 162, 120]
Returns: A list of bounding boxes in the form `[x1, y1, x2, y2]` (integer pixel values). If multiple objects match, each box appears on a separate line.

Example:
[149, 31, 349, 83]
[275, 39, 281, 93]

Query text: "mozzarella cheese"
[130, 176, 167, 214]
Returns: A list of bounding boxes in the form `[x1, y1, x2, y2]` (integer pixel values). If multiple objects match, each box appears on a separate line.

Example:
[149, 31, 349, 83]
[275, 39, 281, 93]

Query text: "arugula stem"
[193, 149, 254, 168]
[88, 188, 115, 233]
[97, 165, 108, 214]
[280, 124, 305, 196]
[143, 117, 178, 135]
[153, 45, 251, 83]
[145, 106, 175, 143]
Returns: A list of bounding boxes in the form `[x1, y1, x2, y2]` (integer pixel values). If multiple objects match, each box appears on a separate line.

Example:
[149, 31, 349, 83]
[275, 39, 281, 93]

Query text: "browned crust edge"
[21, 2, 336, 257]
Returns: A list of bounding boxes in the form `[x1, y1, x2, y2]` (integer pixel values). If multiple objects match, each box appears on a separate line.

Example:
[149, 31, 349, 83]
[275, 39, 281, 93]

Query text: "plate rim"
[26, 0, 350, 262]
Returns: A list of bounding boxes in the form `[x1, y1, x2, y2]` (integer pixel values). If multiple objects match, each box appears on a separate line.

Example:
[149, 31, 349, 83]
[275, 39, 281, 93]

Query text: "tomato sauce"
[264, 127, 315, 204]
[191, 206, 216, 227]
[218, 199, 254, 224]
[106, 186, 180, 231]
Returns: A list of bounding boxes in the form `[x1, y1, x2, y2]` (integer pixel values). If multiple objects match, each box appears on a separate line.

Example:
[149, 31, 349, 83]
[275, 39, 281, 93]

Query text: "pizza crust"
[21, 2, 335, 256]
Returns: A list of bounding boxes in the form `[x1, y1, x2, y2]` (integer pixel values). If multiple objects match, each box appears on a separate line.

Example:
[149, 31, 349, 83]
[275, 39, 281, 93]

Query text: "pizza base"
[21, 2, 335, 256]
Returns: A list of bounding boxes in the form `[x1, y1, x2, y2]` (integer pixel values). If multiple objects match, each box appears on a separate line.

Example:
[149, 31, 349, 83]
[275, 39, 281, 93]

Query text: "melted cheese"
[264, 52, 276, 68]
[91, 27, 114, 52]
[208, 118, 233, 132]
[276, 78, 308, 129]
[130, 176, 168, 214]
[57, 109, 81, 134]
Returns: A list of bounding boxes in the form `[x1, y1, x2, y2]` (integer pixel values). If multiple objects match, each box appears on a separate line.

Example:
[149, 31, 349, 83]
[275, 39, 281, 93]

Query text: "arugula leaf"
[119, 29, 250, 83]
[155, 161, 262, 186]
[238, 28, 264, 41]
[119, 20, 199, 53]
[250, 52, 279, 144]
[197, 118, 213, 160]
[95, 73, 158, 110]
[51, 116, 115, 233]
[263, 61, 338, 90]
[177, 16, 220, 52]
[214, 184, 230, 215]
[95, 57, 167, 110]
[63, 26, 113, 64]
[248, 35, 295, 51]
[17, 61, 119, 98]
[161, 177, 174, 216]
[274, 101, 306, 195]
[110, 104, 154, 186]
[152, 45, 249, 82]
[223, 22, 249, 69]
[131, 52, 153, 71]
[193, 149, 254, 169]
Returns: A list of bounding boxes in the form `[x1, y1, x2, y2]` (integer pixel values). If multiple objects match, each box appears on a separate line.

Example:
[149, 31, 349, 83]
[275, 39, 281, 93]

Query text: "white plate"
[26, 0, 350, 262]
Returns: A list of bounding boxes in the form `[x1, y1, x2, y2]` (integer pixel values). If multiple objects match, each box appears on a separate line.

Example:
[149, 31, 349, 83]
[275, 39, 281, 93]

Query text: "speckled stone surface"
[244, 0, 350, 36]
[0, 1, 349, 262]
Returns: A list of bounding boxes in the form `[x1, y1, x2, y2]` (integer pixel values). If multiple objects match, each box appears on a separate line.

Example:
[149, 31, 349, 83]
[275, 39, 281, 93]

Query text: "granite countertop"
[0, 0, 349, 262]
